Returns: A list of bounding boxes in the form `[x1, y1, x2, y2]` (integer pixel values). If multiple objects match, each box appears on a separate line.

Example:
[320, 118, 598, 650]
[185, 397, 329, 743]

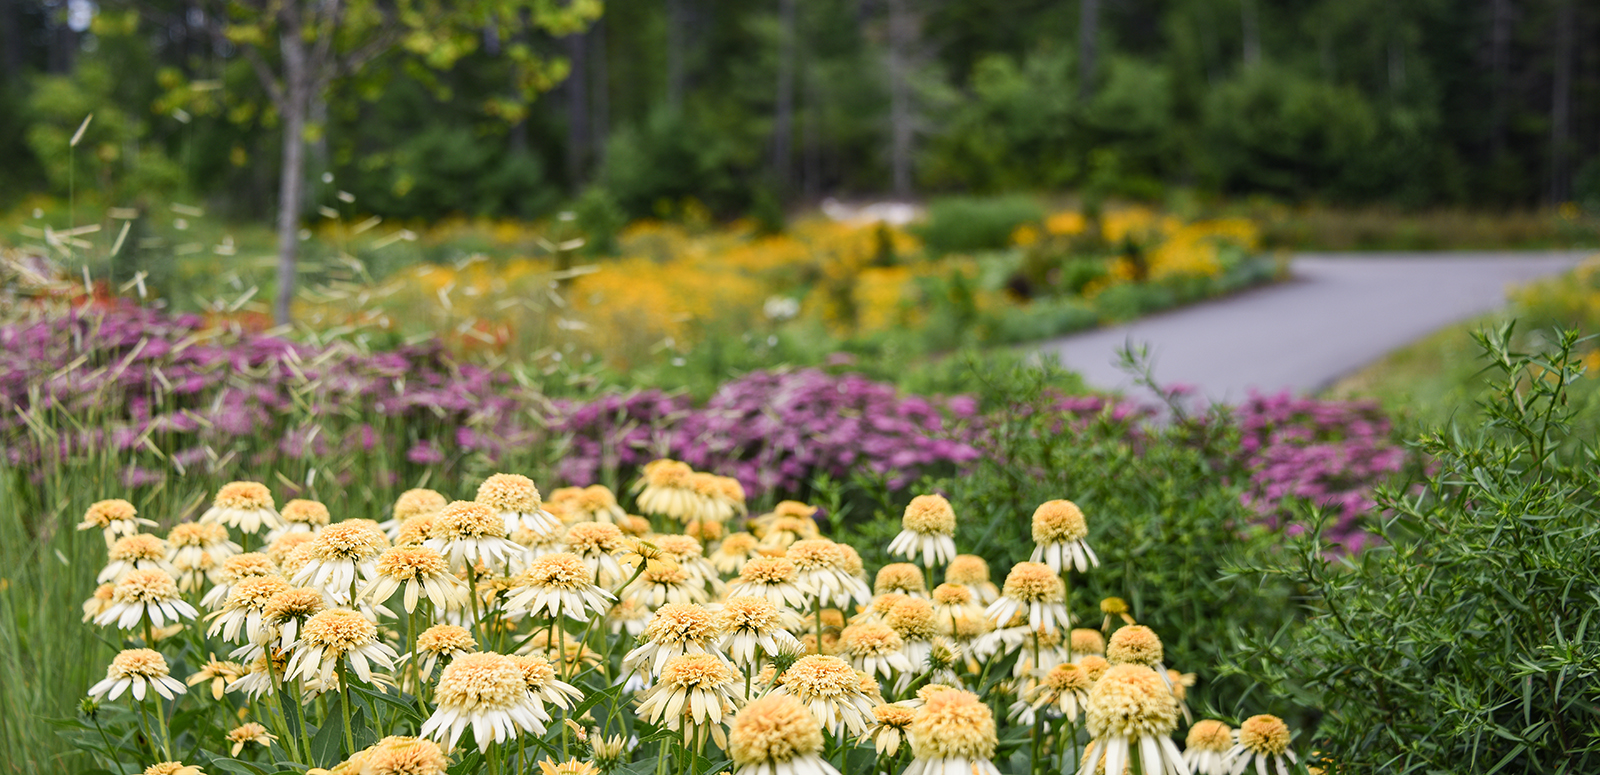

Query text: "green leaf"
[207, 758, 272, 775]
[352, 683, 422, 723]
[311, 714, 344, 767]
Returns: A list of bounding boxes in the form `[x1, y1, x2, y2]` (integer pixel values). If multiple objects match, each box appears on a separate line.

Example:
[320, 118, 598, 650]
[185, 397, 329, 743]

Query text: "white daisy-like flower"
[205, 574, 292, 643]
[718, 595, 803, 667]
[199, 481, 284, 535]
[767, 655, 878, 737]
[622, 602, 728, 678]
[729, 693, 842, 775]
[385, 488, 449, 541]
[1183, 720, 1234, 775]
[1226, 714, 1299, 775]
[654, 534, 725, 597]
[88, 649, 187, 702]
[985, 561, 1071, 634]
[709, 532, 760, 575]
[291, 520, 389, 605]
[726, 556, 813, 611]
[787, 540, 870, 610]
[1029, 500, 1100, 574]
[201, 553, 279, 609]
[260, 586, 325, 654]
[840, 621, 912, 681]
[622, 563, 709, 608]
[403, 624, 477, 682]
[167, 522, 240, 591]
[361, 546, 469, 613]
[887, 495, 959, 567]
[1078, 664, 1185, 775]
[504, 552, 615, 623]
[78, 499, 157, 547]
[887, 597, 940, 673]
[285, 608, 399, 685]
[636, 653, 742, 749]
[632, 459, 703, 522]
[944, 555, 1000, 605]
[95, 568, 199, 630]
[226, 652, 288, 700]
[559, 521, 633, 587]
[508, 653, 582, 712]
[420, 651, 548, 753]
[1013, 662, 1091, 725]
[477, 473, 561, 538]
[425, 501, 526, 572]
[265, 498, 331, 542]
[904, 688, 1001, 775]
[98, 534, 174, 584]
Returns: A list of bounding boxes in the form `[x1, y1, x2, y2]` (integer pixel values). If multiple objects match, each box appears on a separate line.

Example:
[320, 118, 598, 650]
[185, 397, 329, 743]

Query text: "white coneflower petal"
[887, 494, 959, 567]
[88, 649, 187, 703]
[78, 499, 157, 546]
[200, 481, 283, 534]
[504, 552, 615, 623]
[420, 652, 548, 753]
[1226, 714, 1298, 775]
[1029, 500, 1100, 574]
[95, 568, 198, 631]
[906, 688, 1001, 775]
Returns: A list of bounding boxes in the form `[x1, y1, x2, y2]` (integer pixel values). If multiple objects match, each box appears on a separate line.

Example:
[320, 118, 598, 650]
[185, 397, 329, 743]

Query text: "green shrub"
[1234, 325, 1600, 773]
[833, 358, 1302, 720]
[1202, 64, 1378, 197]
[915, 195, 1044, 256]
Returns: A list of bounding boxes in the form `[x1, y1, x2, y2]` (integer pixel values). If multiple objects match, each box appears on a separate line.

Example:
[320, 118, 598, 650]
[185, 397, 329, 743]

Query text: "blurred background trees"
[1, 0, 1597, 224]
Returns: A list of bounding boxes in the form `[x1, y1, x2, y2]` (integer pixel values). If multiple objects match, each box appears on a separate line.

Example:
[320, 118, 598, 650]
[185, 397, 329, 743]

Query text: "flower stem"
[149, 697, 173, 760]
[409, 605, 428, 718]
[337, 661, 356, 758]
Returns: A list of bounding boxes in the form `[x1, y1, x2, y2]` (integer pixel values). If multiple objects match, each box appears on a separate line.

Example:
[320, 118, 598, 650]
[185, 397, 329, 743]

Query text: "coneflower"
[98, 534, 173, 584]
[259, 586, 325, 654]
[88, 648, 187, 702]
[199, 481, 283, 535]
[561, 521, 632, 586]
[224, 722, 276, 756]
[726, 556, 812, 611]
[285, 608, 399, 684]
[167, 522, 239, 591]
[477, 473, 561, 538]
[728, 694, 841, 775]
[718, 595, 802, 668]
[509, 653, 583, 713]
[788, 540, 870, 610]
[420, 651, 548, 752]
[636, 653, 742, 749]
[406, 623, 477, 681]
[97, 568, 199, 631]
[633, 459, 702, 522]
[505, 551, 615, 622]
[201, 553, 278, 609]
[425, 501, 525, 572]
[1226, 714, 1298, 775]
[875, 563, 929, 598]
[78, 499, 156, 546]
[362, 545, 469, 613]
[767, 654, 878, 737]
[839, 621, 911, 682]
[864, 702, 917, 756]
[1183, 719, 1233, 775]
[386, 488, 448, 540]
[1015, 662, 1092, 724]
[1079, 664, 1184, 775]
[985, 562, 1071, 634]
[185, 656, 246, 700]
[1029, 500, 1099, 573]
[622, 602, 727, 677]
[906, 688, 1001, 775]
[710, 532, 760, 575]
[266, 498, 330, 541]
[290, 520, 388, 605]
[887, 495, 958, 568]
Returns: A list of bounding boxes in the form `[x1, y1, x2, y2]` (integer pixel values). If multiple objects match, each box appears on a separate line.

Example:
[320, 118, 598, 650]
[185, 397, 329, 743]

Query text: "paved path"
[1035, 251, 1589, 402]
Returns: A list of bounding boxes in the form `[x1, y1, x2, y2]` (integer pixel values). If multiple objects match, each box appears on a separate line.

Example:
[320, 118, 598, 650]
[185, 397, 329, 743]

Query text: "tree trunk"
[1240, 0, 1261, 67]
[1550, 0, 1574, 203]
[1078, 0, 1099, 100]
[565, 31, 589, 187]
[886, 0, 913, 198]
[591, 18, 609, 165]
[1, 0, 23, 81]
[274, 37, 310, 326]
[773, 0, 797, 191]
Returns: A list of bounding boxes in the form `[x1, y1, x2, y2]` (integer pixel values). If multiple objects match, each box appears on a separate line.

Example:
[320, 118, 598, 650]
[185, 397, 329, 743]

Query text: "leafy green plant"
[1233, 325, 1600, 773]
[915, 195, 1045, 256]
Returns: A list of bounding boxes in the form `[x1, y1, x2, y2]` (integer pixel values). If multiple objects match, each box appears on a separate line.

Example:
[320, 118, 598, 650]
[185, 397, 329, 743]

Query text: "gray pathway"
[1035, 251, 1589, 402]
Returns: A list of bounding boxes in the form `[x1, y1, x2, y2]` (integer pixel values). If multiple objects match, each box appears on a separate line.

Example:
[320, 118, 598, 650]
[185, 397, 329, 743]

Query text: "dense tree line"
[2, 0, 1597, 223]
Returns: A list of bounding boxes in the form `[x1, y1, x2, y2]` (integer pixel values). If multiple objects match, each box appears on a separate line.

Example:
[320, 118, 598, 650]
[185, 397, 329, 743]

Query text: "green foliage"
[921, 52, 1079, 191]
[838, 357, 1303, 720]
[25, 62, 184, 204]
[1201, 64, 1378, 197]
[1235, 326, 1600, 773]
[916, 195, 1044, 256]
[600, 110, 753, 219]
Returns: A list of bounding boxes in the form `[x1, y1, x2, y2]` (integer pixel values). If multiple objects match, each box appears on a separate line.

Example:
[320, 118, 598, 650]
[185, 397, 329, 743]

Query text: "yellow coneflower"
[510, 521, 567, 559]
[421, 651, 548, 752]
[78, 499, 156, 546]
[97, 568, 199, 631]
[888, 495, 959, 567]
[768, 654, 877, 737]
[290, 520, 389, 605]
[1183, 719, 1233, 775]
[201, 553, 279, 609]
[636, 653, 742, 749]
[1168, 669, 1197, 723]
[1018, 662, 1092, 724]
[1100, 597, 1136, 630]
[652, 534, 724, 596]
[726, 556, 811, 611]
[225, 721, 276, 755]
[98, 534, 173, 584]
[205, 574, 291, 644]
[506, 552, 616, 622]
[944, 555, 1000, 605]
[788, 540, 870, 609]
[906, 688, 1001, 775]
[353, 735, 451, 775]
[561, 484, 630, 524]
[362, 545, 469, 614]
[537, 760, 601, 775]
[89, 648, 187, 702]
[1029, 500, 1099, 574]
[167, 522, 239, 591]
[839, 621, 911, 681]
[226, 651, 289, 700]
[286, 608, 399, 684]
[1106, 625, 1166, 674]
[875, 563, 929, 598]
[864, 701, 916, 756]
[260, 587, 326, 654]
[561, 521, 632, 585]
[509, 653, 583, 712]
[200, 481, 284, 535]
[718, 595, 802, 667]
[728, 694, 841, 775]
[395, 514, 440, 548]
[185, 656, 246, 700]
[1070, 628, 1106, 660]
[622, 563, 707, 608]
[1080, 664, 1184, 775]
[709, 532, 760, 575]
[82, 583, 115, 623]
[622, 602, 726, 677]
[750, 500, 819, 541]
[1012, 627, 1071, 683]
[267, 498, 331, 541]
[633, 459, 702, 522]
[1079, 655, 1110, 681]
[425, 501, 525, 572]
[985, 562, 1071, 634]
[407, 623, 477, 681]
[386, 488, 449, 540]
[1227, 714, 1298, 775]
[689, 472, 736, 523]
[930, 583, 986, 638]
[477, 473, 561, 538]
[143, 762, 203, 775]
[607, 596, 651, 639]
[265, 532, 314, 565]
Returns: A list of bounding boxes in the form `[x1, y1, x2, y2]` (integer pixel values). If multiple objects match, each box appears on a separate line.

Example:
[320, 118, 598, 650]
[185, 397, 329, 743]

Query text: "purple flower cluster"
[1233, 389, 1407, 552]
[0, 304, 981, 499]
